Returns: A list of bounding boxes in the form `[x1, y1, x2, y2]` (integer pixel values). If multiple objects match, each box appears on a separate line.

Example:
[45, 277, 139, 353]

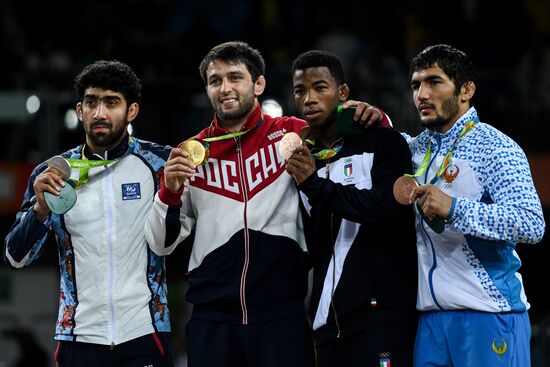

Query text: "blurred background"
[0, 0, 549, 366]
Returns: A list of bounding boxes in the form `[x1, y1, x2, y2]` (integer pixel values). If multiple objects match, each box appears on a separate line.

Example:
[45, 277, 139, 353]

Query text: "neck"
[86, 134, 128, 158]
[312, 120, 341, 148]
[219, 119, 246, 133]
[432, 105, 470, 134]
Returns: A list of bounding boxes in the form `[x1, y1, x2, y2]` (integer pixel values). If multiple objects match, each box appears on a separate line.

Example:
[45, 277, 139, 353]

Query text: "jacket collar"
[427, 106, 479, 144]
[209, 104, 263, 137]
[82, 135, 132, 160]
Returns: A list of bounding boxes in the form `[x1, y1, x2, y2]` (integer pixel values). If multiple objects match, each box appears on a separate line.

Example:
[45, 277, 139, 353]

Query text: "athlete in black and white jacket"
[287, 50, 418, 367]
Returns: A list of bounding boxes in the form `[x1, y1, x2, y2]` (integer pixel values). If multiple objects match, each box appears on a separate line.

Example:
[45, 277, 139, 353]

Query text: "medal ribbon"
[68, 137, 135, 188]
[186, 116, 264, 163]
[305, 139, 343, 161]
[405, 120, 476, 184]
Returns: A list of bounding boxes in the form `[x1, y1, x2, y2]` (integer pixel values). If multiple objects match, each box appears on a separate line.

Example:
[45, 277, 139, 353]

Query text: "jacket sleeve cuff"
[158, 186, 183, 206]
[374, 106, 393, 127]
[446, 197, 458, 222]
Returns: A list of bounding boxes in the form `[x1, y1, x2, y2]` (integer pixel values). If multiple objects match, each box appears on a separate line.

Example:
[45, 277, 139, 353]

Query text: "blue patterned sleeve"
[449, 136, 545, 243]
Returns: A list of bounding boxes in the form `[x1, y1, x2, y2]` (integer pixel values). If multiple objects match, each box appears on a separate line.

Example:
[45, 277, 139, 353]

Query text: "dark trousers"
[315, 325, 416, 367]
[186, 316, 315, 367]
[56, 332, 174, 367]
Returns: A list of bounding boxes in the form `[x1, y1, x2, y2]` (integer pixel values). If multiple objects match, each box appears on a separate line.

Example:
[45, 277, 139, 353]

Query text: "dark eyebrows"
[83, 93, 122, 102]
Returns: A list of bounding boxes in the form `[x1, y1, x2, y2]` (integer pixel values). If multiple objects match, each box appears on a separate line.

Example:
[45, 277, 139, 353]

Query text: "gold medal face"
[393, 175, 419, 205]
[279, 132, 302, 160]
[179, 140, 207, 165]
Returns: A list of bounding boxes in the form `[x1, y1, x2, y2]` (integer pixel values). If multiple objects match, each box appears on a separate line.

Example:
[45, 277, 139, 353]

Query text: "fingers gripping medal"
[279, 132, 302, 160]
[392, 175, 419, 205]
[44, 155, 77, 215]
[393, 175, 444, 233]
[178, 139, 209, 165]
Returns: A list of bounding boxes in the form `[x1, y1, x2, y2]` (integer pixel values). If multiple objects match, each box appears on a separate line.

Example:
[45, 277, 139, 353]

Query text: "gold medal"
[178, 139, 209, 165]
[393, 175, 419, 205]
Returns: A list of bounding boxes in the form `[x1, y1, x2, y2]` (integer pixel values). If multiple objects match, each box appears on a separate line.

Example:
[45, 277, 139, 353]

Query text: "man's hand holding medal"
[163, 139, 208, 192]
[393, 176, 453, 233]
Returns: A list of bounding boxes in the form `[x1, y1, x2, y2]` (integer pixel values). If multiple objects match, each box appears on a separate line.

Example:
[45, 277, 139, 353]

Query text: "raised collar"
[209, 104, 263, 137]
[82, 135, 132, 160]
[426, 106, 479, 143]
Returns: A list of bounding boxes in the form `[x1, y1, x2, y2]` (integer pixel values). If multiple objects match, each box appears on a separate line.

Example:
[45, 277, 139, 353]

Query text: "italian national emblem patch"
[379, 352, 391, 367]
[344, 163, 353, 177]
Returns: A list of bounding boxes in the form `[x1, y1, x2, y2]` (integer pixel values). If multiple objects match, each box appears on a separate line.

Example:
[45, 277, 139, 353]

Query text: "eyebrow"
[83, 93, 122, 101]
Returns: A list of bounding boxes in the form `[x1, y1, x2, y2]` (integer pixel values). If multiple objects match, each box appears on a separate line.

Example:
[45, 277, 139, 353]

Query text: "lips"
[304, 110, 321, 119]
[418, 104, 434, 114]
[92, 123, 110, 131]
[221, 97, 238, 106]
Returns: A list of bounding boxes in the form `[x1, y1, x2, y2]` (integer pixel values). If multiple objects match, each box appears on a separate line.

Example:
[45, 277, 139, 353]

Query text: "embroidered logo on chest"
[443, 164, 460, 189]
[122, 183, 141, 200]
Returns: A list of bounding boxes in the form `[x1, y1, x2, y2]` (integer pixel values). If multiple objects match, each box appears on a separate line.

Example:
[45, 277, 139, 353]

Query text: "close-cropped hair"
[74, 60, 142, 105]
[409, 44, 475, 92]
[291, 50, 345, 85]
[199, 41, 266, 84]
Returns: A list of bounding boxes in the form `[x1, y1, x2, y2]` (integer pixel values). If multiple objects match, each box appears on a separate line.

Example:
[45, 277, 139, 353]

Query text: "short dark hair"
[199, 41, 265, 84]
[74, 60, 142, 105]
[409, 44, 475, 92]
[291, 50, 345, 85]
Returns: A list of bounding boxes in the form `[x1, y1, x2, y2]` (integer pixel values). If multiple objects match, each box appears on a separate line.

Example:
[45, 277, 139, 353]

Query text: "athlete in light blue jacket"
[406, 44, 545, 367]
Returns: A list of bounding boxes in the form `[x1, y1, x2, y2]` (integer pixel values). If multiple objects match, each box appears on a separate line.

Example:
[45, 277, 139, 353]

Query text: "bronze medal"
[279, 132, 302, 160]
[393, 175, 419, 205]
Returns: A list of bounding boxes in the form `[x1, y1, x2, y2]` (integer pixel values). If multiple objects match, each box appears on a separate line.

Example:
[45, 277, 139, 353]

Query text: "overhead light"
[64, 109, 79, 130]
[26, 95, 40, 114]
[261, 98, 283, 117]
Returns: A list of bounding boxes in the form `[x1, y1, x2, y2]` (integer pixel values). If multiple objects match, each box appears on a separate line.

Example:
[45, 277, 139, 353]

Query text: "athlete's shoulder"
[132, 138, 172, 162]
[267, 115, 307, 134]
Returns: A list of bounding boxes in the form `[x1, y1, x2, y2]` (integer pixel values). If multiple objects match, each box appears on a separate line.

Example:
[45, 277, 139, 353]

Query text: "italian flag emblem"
[344, 163, 352, 177]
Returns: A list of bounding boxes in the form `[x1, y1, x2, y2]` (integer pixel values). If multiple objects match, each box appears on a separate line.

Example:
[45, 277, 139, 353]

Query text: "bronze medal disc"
[393, 175, 419, 205]
[279, 132, 302, 160]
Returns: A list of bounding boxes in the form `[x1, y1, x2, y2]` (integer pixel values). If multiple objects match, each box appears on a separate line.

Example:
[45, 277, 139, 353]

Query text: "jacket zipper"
[423, 136, 443, 309]
[326, 159, 342, 338]
[235, 137, 250, 324]
[105, 164, 117, 346]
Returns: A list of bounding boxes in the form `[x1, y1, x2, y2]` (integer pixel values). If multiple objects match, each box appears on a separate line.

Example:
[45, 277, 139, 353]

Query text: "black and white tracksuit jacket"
[298, 126, 418, 344]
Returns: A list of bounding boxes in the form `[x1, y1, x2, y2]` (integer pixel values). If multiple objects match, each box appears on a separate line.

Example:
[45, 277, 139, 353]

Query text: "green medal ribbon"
[186, 116, 264, 163]
[68, 137, 135, 188]
[406, 120, 476, 184]
[403, 120, 476, 234]
[66, 158, 117, 188]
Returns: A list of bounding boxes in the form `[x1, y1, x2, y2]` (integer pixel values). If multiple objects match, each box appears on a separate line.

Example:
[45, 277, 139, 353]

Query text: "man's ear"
[254, 75, 266, 97]
[76, 102, 83, 121]
[127, 103, 139, 123]
[460, 81, 476, 103]
[339, 83, 350, 103]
